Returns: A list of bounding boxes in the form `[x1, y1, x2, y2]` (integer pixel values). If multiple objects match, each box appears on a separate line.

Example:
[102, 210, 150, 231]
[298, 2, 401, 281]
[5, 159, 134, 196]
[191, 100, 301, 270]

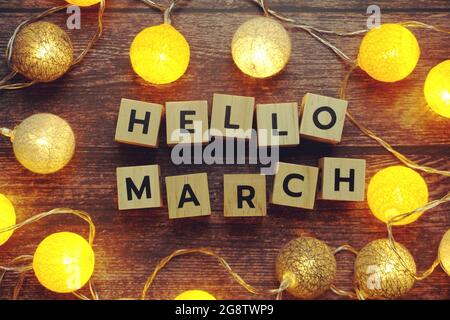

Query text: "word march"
[114, 92, 366, 218]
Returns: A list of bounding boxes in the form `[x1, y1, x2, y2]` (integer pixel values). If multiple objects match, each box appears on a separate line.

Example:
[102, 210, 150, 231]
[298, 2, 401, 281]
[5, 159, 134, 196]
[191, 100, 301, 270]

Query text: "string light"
[175, 290, 216, 300]
[0, 0, 105, 90]
[275, 237, 336, 299]
[231, 17, 291, 78]
[439, 229, 450, 276]
[11, 21, 73, 82]
[130, 23, 190, 85]
[355, 239, 416, 299]
[33, 232, 95, 293]
[66, 0, 101, 6]
[358, 24, 420, 82]
[0, 113, 76, 174]
[367, 166, 428, 225]
[0, 0, 449, 301]
[0, 194, 16, 246]
[424, 60, 450, 118]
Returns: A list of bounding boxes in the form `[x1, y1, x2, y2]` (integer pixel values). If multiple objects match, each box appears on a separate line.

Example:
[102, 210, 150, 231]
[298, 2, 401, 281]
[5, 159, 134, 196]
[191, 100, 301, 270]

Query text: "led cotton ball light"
[11, 22, 73, 82]
[65, 0, 101, 6]
[358, 24, 420, 82]
[11, 113, 75, 174]
[355, 239, 416, 299]
[175, 290, 216, 300]
[33, 232, 95, 293]
[275, 237, 336, 299]
[231, 17, 291, 78]
[0, 194, 16, 246]
[130, 24, 190, 85]
[439, 229, 450, 276]
[424, 60, 450, 118]
[367, 166, 428, 225]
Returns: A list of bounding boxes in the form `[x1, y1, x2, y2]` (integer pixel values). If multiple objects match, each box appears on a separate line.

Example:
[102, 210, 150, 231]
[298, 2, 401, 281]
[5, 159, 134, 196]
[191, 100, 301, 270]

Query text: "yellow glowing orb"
[367, 166, 428, 225]
[439, 229, 450, 276]
[358, 24, 420, 82]
[231, 17, 292, 78]
[175, 290, 216, 300]
[12, 113, 75, 174]
[33, 232, 95, 293]
[0, 194, 16, 246]
[65, 0, 101, 6]
[424, 60, 450, 118]
[130, 23, 190, 85]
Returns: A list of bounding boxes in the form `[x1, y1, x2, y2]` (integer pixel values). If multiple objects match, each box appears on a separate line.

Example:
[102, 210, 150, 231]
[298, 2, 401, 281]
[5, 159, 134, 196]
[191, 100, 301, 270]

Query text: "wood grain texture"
[0, 0, 449, 300]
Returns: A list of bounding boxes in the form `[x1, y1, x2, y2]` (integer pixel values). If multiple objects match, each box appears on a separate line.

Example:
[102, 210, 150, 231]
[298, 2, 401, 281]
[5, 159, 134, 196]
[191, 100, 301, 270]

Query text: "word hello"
[115, 93, 348, 173]
[114, 92, 366, 218]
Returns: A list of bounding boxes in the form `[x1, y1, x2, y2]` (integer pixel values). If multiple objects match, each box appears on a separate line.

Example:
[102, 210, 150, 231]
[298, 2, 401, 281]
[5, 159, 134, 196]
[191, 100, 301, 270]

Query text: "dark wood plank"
[0, 0, 449, 300]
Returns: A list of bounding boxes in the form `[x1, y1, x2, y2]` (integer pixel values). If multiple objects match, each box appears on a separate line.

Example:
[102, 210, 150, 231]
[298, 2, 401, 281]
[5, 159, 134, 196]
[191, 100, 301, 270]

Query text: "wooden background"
[0, 0, 449, 300]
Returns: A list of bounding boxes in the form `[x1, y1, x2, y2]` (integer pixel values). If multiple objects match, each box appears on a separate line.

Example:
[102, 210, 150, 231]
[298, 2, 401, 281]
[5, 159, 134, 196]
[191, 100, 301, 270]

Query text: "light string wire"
[0, 0, 448, 300]
[330, 244, 358, 299]
[139, 0, 182, 24]
[141, 248, 290, 300]
[0, 208, 98, 300]
[0, 0, 106, 90]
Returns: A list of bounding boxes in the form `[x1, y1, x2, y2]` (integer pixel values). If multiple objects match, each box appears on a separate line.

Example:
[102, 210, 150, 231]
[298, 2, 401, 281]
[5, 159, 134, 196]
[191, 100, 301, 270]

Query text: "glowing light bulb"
[130, 24, 190, 85]
[33, 232, 95, 293]
[231, 17, 291, 78]
[358, 24, 420, 82]
[276, 237, 336, 299]
[439, 229, 450, 276]
[11, 22, 73, 82]
[367, 166, 428, 225]
[65, 0, 101, 6]
[0, 194, 16, 246]
[355, 239, 416, 299]
[11, 113, 75, 174]
[424, 60, 450, 118]
[174, 290, 216, 300]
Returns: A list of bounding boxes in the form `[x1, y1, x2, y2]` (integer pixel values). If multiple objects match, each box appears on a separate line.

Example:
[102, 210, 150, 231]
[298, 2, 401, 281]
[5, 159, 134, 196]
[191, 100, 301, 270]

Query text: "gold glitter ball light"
[355, 239, 416, 299]
[276, 237, 337, 299]
[12, 113, 76, 174]
[231, 17, 292, 78]
[11, 22, 73, 82]
[358, 24, 420, 82]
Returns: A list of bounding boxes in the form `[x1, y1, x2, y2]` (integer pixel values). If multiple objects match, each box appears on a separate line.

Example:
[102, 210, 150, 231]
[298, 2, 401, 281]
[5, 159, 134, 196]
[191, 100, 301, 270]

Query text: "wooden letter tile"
[115, 98, 163, 148]
[224, 174, 266, 217]
[116, 164, 162, 210]
[256, 102, 300, 147]
[300, 93, 348, 144]
[165, 173, 211, 219]
[210, 93, 255, 140]
[271, 162, 319, 210]
[166, 100, 209, 145]
[318, 157, 366, 201]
